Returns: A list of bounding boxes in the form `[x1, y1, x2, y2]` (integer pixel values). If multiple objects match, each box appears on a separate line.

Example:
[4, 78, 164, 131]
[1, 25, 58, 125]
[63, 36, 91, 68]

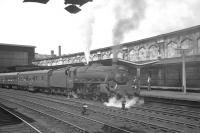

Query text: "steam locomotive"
[0, 64, 136, 101]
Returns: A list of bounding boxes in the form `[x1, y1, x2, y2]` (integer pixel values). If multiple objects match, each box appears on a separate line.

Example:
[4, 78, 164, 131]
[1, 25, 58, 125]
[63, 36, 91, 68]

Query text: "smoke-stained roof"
[0, 43, 35, 48]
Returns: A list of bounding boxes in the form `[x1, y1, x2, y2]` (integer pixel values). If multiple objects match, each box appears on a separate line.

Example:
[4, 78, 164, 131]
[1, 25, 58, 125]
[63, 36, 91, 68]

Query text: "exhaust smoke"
[112, 0, 146, 45]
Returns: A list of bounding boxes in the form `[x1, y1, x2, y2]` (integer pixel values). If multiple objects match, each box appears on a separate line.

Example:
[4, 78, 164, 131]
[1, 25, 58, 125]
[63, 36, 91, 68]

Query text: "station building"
[0, 43, 35, 72]
[33, 25, 200, 89]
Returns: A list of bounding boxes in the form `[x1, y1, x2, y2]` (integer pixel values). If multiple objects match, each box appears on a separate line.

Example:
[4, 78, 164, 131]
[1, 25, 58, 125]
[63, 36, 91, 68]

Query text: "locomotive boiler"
[66, 63, 134, 101]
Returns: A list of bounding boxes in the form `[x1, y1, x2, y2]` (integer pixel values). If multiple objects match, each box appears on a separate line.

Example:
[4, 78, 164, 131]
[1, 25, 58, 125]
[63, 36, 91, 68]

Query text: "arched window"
[117, 51, 123, 59]
[92, 54, 98, 61]
[129, 49, 138, 62]
[63, 58, 68, 64]
[149, 45, 159, 60]
[167, 42, 178, 58]
[102, 52, 107, 59]
[75, 56, 80, 63]
[68, 58, 72, 64]
[81, 57, 86, 63]
[109, 52, 113, 58]
[138, 47, 146, 61]
[57, 58, 63, 65]
[47, 60, 52, 66]
[181, 38, 193, 55]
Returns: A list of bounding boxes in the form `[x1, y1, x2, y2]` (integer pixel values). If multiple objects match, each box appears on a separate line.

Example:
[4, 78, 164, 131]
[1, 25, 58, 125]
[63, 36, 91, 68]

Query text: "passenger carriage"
[0, 72, 19, 89]
[18, 69, 51, 92]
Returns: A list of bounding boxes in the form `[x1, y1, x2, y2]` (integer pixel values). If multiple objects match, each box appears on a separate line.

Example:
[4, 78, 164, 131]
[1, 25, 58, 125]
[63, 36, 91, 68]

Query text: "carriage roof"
[19, 69, 52, 75]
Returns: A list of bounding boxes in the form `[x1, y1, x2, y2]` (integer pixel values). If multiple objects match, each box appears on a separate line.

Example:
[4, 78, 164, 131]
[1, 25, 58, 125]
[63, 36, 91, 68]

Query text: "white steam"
[81, 15, 95, 64]
[104, 96, 144, 108]
[84, 0, 200, 52]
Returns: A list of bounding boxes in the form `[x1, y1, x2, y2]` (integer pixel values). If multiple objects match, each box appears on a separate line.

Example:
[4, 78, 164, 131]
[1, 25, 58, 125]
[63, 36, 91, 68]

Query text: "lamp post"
[176, 48, 191, 94]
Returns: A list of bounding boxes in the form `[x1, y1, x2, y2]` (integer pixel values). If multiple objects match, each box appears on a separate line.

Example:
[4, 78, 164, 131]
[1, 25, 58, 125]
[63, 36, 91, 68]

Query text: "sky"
[0, 0, 200, 56]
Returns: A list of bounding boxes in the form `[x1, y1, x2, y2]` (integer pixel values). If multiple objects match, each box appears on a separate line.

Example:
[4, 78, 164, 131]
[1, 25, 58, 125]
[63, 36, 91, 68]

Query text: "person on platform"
[132, 76, 137, 89]
[147, 75, 151, 91]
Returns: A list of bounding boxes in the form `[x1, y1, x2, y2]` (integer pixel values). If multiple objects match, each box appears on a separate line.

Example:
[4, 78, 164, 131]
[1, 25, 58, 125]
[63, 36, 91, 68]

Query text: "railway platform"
[140, 90, 200, 107]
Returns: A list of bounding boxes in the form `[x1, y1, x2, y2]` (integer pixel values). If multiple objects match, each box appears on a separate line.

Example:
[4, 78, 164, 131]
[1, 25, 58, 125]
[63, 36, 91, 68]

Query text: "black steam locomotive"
[0, 63, 136, 101]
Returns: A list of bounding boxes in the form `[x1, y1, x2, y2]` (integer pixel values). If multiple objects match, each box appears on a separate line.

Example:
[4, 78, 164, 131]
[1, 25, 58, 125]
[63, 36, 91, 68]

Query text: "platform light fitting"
[64, 4, 81, 14]
[23, 0, 49, 4]
[64, 0, 92, 6]
[23, 0, 93, 14]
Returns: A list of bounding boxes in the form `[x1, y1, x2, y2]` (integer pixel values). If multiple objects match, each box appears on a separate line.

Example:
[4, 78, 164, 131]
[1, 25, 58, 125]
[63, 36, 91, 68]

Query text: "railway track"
[140, 102, 200, 117]
[34, 91, 200, 129]
[0, 98, 90, 133]
[0, 104, 45, 133]
[0, 92, 134, 133]
[1, 89, 200, 133]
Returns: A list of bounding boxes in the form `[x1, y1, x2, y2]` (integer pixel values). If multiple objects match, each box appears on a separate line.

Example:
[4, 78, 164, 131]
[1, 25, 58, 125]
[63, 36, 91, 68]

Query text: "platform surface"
[140, 90, 200, 102]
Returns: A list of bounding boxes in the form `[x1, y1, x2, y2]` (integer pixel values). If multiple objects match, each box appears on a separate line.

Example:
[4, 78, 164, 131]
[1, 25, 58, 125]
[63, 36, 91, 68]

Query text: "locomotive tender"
[0, 64, 136, 101]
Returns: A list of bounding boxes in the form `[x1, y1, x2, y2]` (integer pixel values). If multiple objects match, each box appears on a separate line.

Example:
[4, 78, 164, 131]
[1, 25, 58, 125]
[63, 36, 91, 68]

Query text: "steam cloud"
[80, 0, 200, 62]
[82, 0, 147, 62]
[112, 0, 146, 45]
[82, 15, 95, 64]
[104, 96, 144, 108]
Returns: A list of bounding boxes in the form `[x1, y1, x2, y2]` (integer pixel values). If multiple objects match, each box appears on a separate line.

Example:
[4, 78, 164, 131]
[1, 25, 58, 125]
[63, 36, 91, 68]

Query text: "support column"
[136, 67, 141, 94]
[176, 48, 190, 94]
[182, 52, 186, 93]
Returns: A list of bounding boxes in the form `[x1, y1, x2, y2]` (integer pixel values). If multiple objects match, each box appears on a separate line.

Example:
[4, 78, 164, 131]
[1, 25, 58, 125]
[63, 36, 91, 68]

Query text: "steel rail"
[140, 103, 200, 116]
[0, 98, 90, 133]
[33, 92, 200, 129]
[0, 91, 185, 133]
[1, 89, 200, 132]
[0, 95, 134, 133]
[0, 105, 42, 133]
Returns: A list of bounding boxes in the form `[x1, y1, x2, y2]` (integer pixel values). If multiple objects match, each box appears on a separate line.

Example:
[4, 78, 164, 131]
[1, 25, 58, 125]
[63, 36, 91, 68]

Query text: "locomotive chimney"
[51, 50, 55, 57]
[58, 45, 61, 56]
[112, 45, 119, 65]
